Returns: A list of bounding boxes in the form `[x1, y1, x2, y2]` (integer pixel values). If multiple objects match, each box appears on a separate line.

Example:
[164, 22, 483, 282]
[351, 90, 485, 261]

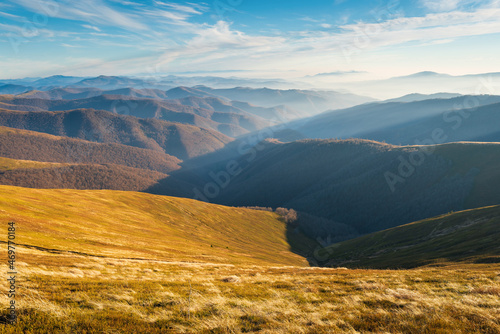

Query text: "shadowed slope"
[153, 139, 500, 240]
[322, 205, 500, 269]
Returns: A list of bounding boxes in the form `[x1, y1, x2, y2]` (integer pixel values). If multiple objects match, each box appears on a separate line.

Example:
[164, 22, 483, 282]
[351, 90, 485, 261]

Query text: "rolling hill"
[17, 89, 303, 122]
[31, 75, 84, 88]
[321, 205, 500, 269]
[0, 185, 312, 266]
[194, 86, 376, 114]
[0, 94, 274, 136]
[0, 84, 32, 95]
[16, 87, 105, 100]
[69, 75, 162, 90]
[327, 71, 500, 99]
[385, 92, 462, 103]
[0, 158, 168, 191]
[275, 95, 500, 143]
[0, 108, 232, 160]
[0, 126, 181, 173]
[357, 102, 500, 145]
[155, 139, 500, 241]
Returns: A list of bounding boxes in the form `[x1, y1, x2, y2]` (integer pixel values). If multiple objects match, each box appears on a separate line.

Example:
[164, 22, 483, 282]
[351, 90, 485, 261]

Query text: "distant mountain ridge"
[385, 92, 462, 103]
[0, 108, 231, 160]
[0, 126, 181, 173]
[0, 74, 303, 90]
[327, 71, 500, 99]
[0, 95, 279, 137]
[194, 86, 375, 114]
[272, 95, 500, 144]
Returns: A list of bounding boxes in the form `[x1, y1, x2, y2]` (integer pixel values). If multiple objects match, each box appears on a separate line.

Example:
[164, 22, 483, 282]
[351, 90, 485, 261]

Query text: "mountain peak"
[403, 71, 451, 78]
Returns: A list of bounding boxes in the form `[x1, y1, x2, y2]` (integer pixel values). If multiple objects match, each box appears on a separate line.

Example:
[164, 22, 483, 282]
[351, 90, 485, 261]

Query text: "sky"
[0, 0, 500, 81]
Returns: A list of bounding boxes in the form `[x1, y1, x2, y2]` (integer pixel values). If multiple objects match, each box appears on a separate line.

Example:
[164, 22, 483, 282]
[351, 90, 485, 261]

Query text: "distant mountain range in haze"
[312, 71, 500, 99]
[0, 74, 309, 91]
[272, 95, 500, 144]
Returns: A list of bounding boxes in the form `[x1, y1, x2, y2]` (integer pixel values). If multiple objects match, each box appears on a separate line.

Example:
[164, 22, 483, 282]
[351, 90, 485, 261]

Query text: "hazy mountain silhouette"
[193, 86, 375, 114]
[274, 95, 500, 143]
[0, 84, 32, 95]
[0, 95, 274, 136]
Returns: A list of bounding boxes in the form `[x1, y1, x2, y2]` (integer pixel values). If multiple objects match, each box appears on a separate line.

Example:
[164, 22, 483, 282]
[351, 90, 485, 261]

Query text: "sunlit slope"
[0, 126, 181, 173]
[322, 205, 500, 269]
[0, 185, 310, 266]
[0, 108, 232, 160]
[0, 156, 70, 170]
[0, 157, 168, 191]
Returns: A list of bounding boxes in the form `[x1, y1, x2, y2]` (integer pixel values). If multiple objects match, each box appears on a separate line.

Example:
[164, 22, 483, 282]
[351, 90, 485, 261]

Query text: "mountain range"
[328, 71, 500, 99]
[270, 95, 500, 145]
[0, 108, 231, 160]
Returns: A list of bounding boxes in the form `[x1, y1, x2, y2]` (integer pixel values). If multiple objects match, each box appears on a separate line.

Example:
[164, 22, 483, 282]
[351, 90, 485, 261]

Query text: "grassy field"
[0, 249, 499, 333]
[0, 185, 312, 266]
[321, 204, 500, 269]
[0, 157, 70, 171]
[0, 186, 499, 333]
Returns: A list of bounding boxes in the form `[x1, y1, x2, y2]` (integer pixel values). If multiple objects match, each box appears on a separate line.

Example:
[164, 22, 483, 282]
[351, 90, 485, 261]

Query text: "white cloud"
[0, 11, 22, 19]
[335, 6, 500, 49]
[82, 24, 101, 32]
[187, 21, 283, 50]
[61, 43, 83, 48]
[140, 9, 193, 26]
[299, 16, 321, 23]
[420, 0, 487, 12]
[11, 0, 148, 31]
[320, 23, 332, 28]
[0, 22, 57, 38]
[421, 0, 463, 11]
[153, 1, 205, 15]
[417, 38, 455, 46]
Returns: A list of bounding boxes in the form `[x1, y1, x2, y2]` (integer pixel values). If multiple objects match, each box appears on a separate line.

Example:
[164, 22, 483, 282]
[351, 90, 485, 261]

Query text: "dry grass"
[0, 185, 311, 266]
[0, 186, 499, 333]
[0, 157, 70, 171]
[0, 246, 499, 333]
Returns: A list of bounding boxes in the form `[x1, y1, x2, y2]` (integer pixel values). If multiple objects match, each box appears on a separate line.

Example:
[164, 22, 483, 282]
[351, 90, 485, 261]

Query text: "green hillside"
[321, 205, 500, 269]
[0, 185, 312, 266]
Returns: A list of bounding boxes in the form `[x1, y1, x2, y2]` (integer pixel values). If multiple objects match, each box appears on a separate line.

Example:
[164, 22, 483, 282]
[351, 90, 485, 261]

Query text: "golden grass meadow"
[0, 250, 499, 333]
[0, 185, 499, 333]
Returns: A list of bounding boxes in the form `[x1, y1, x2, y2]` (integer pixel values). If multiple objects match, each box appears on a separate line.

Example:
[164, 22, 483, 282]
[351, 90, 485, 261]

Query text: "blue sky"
[0, 0, 500, 80]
